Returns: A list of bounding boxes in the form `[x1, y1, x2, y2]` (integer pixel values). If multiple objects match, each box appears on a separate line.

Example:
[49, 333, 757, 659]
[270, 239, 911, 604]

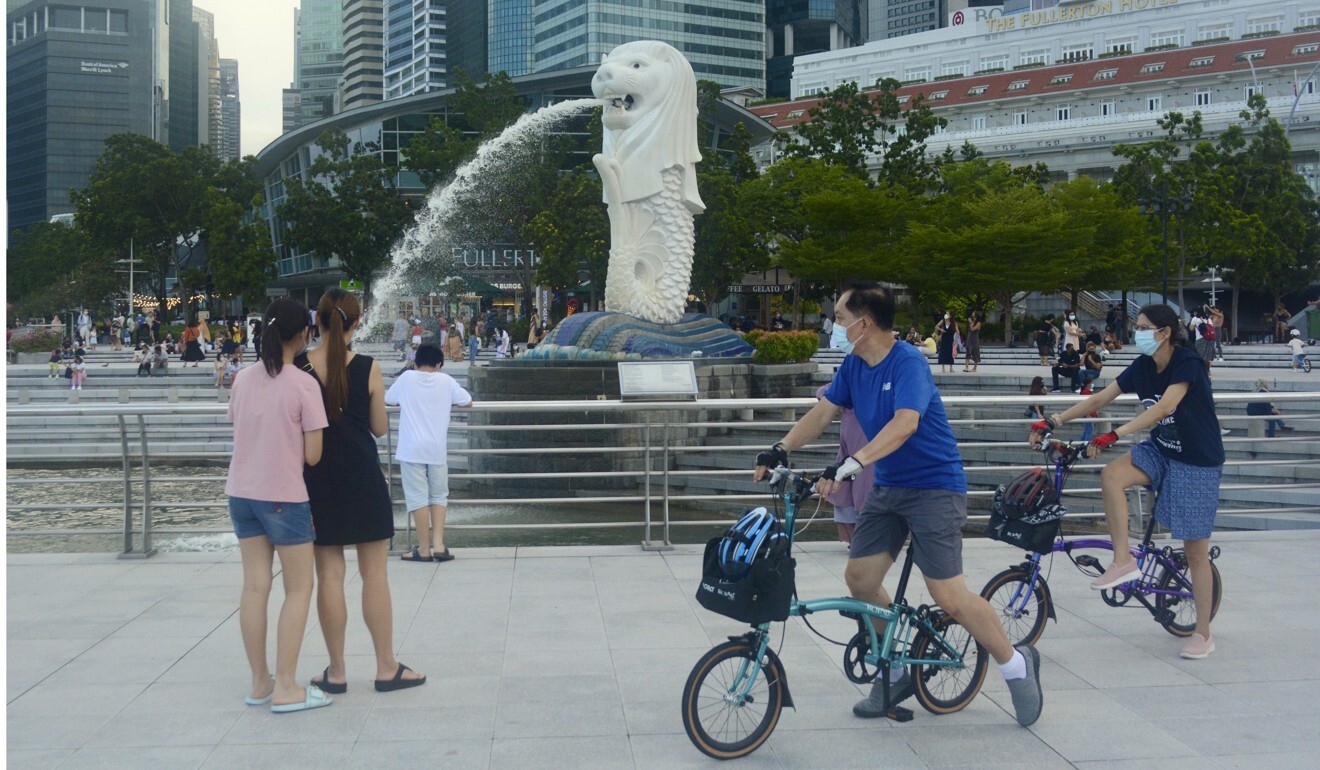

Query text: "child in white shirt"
[1289, 329, 1307, 369]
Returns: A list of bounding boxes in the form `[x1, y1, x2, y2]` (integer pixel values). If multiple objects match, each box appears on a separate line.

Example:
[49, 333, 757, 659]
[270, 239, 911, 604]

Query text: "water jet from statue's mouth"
[608, 94, 636, 112]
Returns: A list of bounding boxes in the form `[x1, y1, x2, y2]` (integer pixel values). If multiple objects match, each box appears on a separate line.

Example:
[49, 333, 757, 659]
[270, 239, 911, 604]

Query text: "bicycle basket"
[696, 507, 794, 624]
[987, 498, 1067, 554]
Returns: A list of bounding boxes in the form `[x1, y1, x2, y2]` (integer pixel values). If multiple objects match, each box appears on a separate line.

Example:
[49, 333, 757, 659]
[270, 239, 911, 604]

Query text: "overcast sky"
[208, 0, 297, 157]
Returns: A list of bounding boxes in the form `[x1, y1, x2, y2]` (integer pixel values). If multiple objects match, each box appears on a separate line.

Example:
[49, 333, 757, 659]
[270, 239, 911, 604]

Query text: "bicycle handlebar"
[1036, 431, 1088, 468]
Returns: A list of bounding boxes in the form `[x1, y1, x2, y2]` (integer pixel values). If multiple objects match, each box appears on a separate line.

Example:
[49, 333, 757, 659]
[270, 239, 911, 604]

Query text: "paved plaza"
[7, 531, 1320, 768]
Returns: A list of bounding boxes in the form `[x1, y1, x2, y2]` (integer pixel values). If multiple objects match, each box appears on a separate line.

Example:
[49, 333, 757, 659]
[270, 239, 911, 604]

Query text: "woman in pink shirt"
[225, 298, 333, 713]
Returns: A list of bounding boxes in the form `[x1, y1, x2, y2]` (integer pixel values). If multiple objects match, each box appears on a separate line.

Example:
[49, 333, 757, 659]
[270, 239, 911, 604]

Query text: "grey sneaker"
[1005, 644, 1043, 726]
[852, 670, 914, 718]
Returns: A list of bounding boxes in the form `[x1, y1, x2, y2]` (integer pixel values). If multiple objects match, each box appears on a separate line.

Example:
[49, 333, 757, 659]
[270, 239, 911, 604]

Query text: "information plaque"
[617, 361, 699, 400]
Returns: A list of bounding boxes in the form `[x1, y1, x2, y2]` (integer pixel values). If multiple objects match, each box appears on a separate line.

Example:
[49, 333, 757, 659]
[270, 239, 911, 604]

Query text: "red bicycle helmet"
[994, 467, 1056, 520]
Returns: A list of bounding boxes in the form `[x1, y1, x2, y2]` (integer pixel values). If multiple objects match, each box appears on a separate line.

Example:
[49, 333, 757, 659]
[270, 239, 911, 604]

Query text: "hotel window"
[1106, 38, 1135, 55]
[1305, 80, 1317, 95]
[1061, 43, 1093, 63]
[905, 67, 931, 82]
[1196, 23, 1231, 42]
[1008, 79, 1029, 91]
[1095, 68, 1118, 81]
[972, 115, 986, 130]
[1195, 90, 1212, 106]
[1295, 43, 1320, 55]
[1147, 95, 1163, 112]
[1245, 84, 1261, 100]
[1301, 10, 1320, 28]
[897, 95, 910, 104]
[942, 62, 968, 77]
[786, 109, 804, 119]
[1149, 30, 1183, 48]
[968, 85, 988, 95]
[1020, 49, 1049, 66]
[1057, 105, 1072, 121]
[1189, 55, 1214, 68]
[1140, 62, 1165, 74]
[1246, 16, 1283, 35]
[1239, 49, 1265, 61]
[1100, 100, 1116, 116]
[1014, 111, 1028, 125]
[1049, 74, 1073, 86]
[929, 90, 948, 100]
[980, 55, 1008, 71]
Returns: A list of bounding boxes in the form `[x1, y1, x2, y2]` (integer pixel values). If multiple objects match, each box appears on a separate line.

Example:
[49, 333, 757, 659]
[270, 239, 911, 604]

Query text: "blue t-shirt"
[822, 342, 967, 493]
[1114, 345, 1224, 467]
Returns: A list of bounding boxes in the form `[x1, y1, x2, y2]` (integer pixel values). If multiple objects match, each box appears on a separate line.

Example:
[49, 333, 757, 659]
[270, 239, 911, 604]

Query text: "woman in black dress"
[298, 288, 426, 694]
[935, 311, 959, 373]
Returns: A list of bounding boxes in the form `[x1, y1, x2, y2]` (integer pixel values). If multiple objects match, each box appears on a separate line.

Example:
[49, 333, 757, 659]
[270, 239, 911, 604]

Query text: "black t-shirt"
[1057, 349, 1080, 369]
[1083, 351, 1103, 370]
[1115, 345, 1224, 467]
[1036, 321, 1054, 345]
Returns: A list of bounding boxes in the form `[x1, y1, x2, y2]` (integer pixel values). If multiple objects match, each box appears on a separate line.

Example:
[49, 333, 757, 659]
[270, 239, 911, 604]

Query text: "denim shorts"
[400, 461, 450, 511]
[228, 497, 315, 546]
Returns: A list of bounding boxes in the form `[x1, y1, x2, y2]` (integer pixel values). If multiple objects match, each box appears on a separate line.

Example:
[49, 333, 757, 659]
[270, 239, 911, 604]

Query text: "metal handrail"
[7, 393, 1320, 556]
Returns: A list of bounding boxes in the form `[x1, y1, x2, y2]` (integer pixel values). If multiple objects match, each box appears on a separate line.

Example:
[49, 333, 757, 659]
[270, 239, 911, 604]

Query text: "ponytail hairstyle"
[1137, 303, 1193, 351]
[316, 287, 362, 422]
[260, 297, 310, 377]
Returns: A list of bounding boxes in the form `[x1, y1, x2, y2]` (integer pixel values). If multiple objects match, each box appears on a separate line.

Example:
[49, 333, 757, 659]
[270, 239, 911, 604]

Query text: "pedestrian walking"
[962, 312, 982, 372]
[226, 297, 331, 713]
[935, 312, 958, 373]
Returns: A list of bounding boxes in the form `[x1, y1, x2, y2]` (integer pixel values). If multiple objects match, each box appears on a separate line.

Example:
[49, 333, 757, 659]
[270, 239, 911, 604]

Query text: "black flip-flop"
[400, 548, 432, 562]
[433, 548, 455, 563]
[375, 663, 426, 692]
[310, 666, 347, 694]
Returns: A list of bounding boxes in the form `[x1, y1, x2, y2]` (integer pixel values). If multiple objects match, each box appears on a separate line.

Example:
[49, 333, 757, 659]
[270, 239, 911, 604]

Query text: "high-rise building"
[6, 0, 203, 232]
[767, 0, 866, 99]
[218, 58, 240, 160]
[447, 0, 487, 80]
[293, 0, 344, 126]
[488, 0, 532, 78]
[282, 85, 302, 134]
[193, 5, 221, 152]
[869, 0, 949, 41]
[384, 0, 446, 99]
[527, 1, 766, 91]
[339, 0, 383, 110]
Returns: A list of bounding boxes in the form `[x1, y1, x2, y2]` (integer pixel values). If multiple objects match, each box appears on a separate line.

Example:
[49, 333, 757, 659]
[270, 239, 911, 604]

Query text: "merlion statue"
[592, 41, 705, 325]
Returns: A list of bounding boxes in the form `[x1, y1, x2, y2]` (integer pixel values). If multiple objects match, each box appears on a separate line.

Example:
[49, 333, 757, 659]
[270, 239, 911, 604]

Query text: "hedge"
[744, 330, 819, 364]
[8, 327, 65, 353]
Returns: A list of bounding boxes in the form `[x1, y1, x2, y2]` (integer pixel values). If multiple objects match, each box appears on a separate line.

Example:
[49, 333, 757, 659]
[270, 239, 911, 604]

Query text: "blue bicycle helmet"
[717, 507, 787, 579]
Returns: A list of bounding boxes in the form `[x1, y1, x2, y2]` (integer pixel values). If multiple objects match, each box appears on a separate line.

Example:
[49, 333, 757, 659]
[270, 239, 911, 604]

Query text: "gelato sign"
[80, 60, 128, 74]
[950, 0, 1178, 32]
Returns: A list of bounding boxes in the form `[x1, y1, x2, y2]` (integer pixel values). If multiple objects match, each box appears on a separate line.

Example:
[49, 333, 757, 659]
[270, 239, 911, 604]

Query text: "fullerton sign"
[983, 0, 1178, 33]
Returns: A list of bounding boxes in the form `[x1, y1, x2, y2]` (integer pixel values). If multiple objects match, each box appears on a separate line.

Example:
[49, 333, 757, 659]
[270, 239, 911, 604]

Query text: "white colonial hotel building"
[750, 0, 1320, 190]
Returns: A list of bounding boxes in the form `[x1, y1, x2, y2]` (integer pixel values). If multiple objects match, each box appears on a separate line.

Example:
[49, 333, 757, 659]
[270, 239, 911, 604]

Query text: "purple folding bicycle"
[980, 435, 1223, 646]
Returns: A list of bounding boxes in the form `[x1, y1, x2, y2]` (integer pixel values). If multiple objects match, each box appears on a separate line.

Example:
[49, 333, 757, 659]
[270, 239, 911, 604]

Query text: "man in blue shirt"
[755, 283, 1043, 727]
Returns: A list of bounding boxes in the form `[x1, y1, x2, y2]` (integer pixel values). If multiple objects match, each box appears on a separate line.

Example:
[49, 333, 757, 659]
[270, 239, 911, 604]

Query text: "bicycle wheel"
[681, 640, 786, 759]
[980, 567, 1053, 647]
[1155, 560, 1222, 637]
[911, 612, 989, 715]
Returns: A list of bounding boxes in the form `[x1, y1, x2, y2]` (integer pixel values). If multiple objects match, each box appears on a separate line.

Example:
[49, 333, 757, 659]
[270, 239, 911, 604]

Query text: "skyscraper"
[528, 1, 765, 91]
[193, 5, 221, 152]
[384, 0, 446, 99]
[294, 0, 344, 126]
[218, 58, 241, 160]
[869, 0, 949, 41]
[6, 0, 203, 232]
[488, 0, 532, 78]
[447, 0, 488, 80]
[767, 0, 866, 98]
[340, 0, 383, 110]
[282, 85, 302, 134]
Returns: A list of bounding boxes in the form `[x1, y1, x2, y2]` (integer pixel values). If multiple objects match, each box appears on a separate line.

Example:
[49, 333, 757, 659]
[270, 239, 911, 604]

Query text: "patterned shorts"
[1129, 441, 1221, 541]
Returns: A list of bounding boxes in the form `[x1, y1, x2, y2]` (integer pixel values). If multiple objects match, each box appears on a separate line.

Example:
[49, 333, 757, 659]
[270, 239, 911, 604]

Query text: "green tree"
[7, 220, 120, 320]
[905, 159, 1091, 344]
[529, 165, 609, 309]
[278, 129, 412, 304]
[1048, 176, 1154, 312]
[402, 70, 526, 188]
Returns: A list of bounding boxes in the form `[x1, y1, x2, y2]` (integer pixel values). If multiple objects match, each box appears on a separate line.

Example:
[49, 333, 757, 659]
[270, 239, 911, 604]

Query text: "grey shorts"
[849, 486, 967, 580]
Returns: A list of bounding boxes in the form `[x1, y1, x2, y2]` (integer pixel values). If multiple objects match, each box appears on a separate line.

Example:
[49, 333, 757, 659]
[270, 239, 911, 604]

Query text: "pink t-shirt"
[225, 364, 328, 502]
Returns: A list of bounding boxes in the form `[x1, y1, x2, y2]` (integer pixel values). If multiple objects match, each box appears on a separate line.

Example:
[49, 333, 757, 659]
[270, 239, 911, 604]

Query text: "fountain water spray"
[365, 97, 604, 329]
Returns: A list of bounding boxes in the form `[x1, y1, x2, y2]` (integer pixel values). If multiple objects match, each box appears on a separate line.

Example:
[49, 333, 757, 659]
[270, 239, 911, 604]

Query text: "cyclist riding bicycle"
[1030, 303, 1223, 660]
[755, 282, 1043, 727]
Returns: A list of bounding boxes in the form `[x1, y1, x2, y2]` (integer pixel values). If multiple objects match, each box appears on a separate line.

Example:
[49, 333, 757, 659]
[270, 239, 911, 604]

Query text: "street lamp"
[1137, 181, 1193, 306]
[115, 238, 139, 317]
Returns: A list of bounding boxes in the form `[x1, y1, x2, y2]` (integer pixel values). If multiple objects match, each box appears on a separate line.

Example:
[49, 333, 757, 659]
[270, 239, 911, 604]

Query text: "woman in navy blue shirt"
[1030, 304, 1222, 660]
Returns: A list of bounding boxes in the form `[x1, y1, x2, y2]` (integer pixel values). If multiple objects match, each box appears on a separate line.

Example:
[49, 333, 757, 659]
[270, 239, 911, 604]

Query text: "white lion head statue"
[592, 40, 704, 212]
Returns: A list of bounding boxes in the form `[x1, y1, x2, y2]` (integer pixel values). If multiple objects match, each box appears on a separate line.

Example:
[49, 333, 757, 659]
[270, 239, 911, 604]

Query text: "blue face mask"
[1134, 329, 1160, 356]
[831, 318, 862, 354]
